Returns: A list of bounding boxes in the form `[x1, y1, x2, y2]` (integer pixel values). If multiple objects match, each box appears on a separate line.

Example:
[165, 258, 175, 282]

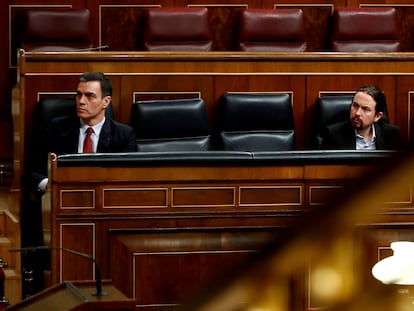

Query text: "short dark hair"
[79, 72, 112, 98]
[354, 85, 389, 123]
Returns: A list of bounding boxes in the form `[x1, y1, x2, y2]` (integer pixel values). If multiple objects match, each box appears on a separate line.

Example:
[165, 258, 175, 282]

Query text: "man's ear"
[374, 111, 384, 122]
[102, 95, 111, 109]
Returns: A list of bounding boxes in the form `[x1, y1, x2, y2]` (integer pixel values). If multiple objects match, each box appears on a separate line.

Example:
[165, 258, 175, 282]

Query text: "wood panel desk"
[44, 151, 406, 311]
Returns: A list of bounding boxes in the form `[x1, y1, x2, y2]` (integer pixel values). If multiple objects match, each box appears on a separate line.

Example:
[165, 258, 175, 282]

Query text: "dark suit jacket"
[320, 120, 401, 150]
[29, 115, 137, 191]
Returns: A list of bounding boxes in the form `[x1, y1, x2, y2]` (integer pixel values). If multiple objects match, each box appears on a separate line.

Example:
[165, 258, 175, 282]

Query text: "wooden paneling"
[59, 223, 95, 282]
[48, 152, 414, 310]
[172, 187, 235, 207]
[103, 188, 168, 208]
[60, 189, 95, 209]
[307, 185, 343, 206]
[100, 5, 157, 51]
[109, 229, 278, 305]
[239, 186, 303, 207]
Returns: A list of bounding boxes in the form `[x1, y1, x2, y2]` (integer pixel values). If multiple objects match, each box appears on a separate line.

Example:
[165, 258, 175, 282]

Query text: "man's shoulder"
[325, 120, 351, 132]
[105, 118, 133, 131]
[103, 118, 135, 137]
[375, 121, 401, 139]
[377, 121, 400, 131]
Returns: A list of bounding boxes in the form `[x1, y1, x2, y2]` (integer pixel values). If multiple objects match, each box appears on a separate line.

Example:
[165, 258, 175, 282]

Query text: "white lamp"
[372, 241, 414, 285]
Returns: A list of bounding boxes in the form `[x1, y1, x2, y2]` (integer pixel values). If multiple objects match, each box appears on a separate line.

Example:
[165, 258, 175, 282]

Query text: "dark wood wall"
[3, 0, 414, 185]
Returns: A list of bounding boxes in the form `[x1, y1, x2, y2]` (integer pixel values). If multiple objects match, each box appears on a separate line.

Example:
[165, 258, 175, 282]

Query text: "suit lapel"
[341, 121, 357, 149]
[374, 123, 385, 149]
[97, 119, 112, 152]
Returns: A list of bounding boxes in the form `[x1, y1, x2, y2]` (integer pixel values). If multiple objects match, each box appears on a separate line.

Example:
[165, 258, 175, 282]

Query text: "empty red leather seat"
[238, 9, 308, 52]
[143, 7, 213, 51]
[331, 8, 401, 52]
[20, 9, 93, 52]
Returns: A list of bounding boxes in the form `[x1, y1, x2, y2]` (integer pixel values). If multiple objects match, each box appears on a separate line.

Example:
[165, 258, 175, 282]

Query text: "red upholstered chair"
[331, 8, 401, 52]
[237, 9, 308, 52]
[20, 9, 93, 52]
[143, 7, 213, 51]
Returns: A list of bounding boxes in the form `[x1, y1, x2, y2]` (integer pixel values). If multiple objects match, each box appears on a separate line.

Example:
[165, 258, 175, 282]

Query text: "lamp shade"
[372, 241, 414, 285]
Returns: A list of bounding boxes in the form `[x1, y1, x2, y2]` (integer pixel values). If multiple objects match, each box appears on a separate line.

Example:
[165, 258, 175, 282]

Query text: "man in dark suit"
[22, 72, 137, 295]
[320, 85, 401, 150]
[30, 71, 137, 192]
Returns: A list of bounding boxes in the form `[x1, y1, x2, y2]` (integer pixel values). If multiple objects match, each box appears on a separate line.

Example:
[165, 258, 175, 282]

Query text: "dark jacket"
[29, 115, 137, 191]
[320, 120, 402, 150]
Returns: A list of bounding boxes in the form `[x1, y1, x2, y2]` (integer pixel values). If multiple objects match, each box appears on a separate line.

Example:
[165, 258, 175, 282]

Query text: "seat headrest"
[217, 93, 294, 131]
[332, 8, 401, 52]
[238, 8, 307, 52]
[143, 7, 213, 51]
[130, 98, 210, 139]
[36, 97, 77, 129]
[35, 97, 114, 133]
[21, 9, 93, 51]
[313, 95, 353, 129]
[311, 95, 353, 149]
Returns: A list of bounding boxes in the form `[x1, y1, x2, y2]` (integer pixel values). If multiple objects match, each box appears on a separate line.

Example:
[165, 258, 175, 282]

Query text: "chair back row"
[35, 94, 359, 152]
[19, 7, 401, 52]
[130, 94, 296, 152]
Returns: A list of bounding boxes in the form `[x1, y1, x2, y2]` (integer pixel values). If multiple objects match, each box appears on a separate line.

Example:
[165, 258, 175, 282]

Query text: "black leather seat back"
[130, 98, 212, 151]
[215, 93, 296, 151]
[311, 95, 353, 149]
[35, 97, 114, 134]
[32, 97, 114, 154]
[36, 97, 78, 137]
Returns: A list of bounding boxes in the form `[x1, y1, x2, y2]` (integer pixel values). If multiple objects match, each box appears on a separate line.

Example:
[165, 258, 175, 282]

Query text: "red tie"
[83, 127, 93, 153]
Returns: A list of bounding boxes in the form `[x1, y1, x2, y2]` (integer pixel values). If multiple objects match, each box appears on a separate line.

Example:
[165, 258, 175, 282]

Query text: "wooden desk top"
[18, 50, 414, 75]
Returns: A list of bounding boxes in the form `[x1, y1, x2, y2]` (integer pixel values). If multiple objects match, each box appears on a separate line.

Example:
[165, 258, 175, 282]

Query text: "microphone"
[9, 245, 107, 297]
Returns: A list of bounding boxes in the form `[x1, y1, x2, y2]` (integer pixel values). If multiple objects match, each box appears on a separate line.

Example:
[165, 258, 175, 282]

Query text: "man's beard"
[351, 117, 362, 129]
